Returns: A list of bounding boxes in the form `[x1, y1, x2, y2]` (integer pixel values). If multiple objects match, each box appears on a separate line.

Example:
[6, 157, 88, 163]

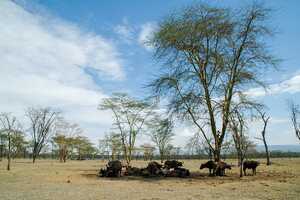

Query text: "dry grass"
[0, 158, 299, 200]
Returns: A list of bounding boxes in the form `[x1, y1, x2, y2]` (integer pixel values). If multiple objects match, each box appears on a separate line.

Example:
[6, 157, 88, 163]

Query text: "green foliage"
[148, 117, 174, 162]
[99, 93, 155, 165]
[149, 2, 278, 161]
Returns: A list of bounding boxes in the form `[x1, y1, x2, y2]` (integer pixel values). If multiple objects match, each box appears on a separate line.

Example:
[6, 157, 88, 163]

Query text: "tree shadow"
[81, 171, 239, 183]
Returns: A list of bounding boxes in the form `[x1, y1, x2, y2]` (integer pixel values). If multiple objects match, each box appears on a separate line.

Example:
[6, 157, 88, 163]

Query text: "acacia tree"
[290, 101, 300, 142]
[0, 131, 7, 161]
[53, 118, 82, 162]
[149, 3, 277, 161]
[99, 93, 154, 166]
[73, 136, 96, 160]
[255, 110, 271, 165]
[100, 132, 122, 160]
[149, 117, 174, 163]
[0, 113, 22, 170]
[26, 107, 59, 163]
[11, 130, 27, 158]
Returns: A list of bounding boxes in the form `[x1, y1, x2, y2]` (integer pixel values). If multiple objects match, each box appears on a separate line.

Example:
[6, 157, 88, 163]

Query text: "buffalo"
[99, 160, 122, 177]
[200, 160, 217, 175]
[215, 161, 232, 176]
[200, 160, 231, 176]
[164, 160, 183, 169]
[124, 166, 141, 176]
[243, 160, 259, 176]
[165, 167, 190, 178]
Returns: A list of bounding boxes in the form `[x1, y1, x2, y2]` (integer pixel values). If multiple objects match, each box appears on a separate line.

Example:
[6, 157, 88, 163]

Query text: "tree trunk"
[239, 157, 243, 177]
[160, 151, 164, 163]
[214, 144, 221, 162]
[0, 145, 3, 161]
[263, 138, 270, 165]
[7, 134, 11, 171]
[32, 152, 36, 163]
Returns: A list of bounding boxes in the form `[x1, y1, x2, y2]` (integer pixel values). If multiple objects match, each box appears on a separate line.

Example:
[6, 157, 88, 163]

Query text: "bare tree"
[149, 2, 277, 162]
[140, 143, 155, 161]
[99, 93, 154, 166]
[0, 113, 22, 170]
[26, 107, 59, 163]
[289, 101, 300, 142]
[149, 117, 174, 163]
[185, 132, 213, 159]
[229, 111, 255, 177]
[255, 110, 271, 165]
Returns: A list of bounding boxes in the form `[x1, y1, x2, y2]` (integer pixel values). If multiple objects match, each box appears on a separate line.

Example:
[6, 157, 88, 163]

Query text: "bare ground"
[0, 158, 299, 200]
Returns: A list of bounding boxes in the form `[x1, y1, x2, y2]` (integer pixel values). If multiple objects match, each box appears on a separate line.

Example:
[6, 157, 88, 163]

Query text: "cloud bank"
[246, 73, 300, 97]
[0, 0, 124, 140]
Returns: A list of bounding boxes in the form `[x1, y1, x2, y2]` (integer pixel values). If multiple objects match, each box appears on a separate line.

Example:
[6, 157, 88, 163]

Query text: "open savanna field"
[0, 158, 299, 200]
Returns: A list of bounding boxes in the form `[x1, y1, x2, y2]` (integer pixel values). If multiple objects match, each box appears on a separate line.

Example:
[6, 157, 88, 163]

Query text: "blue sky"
[1, 0, 300, 147]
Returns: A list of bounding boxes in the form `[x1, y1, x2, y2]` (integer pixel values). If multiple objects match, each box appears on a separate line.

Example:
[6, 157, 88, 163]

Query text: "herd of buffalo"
[99, 160, 260, 178]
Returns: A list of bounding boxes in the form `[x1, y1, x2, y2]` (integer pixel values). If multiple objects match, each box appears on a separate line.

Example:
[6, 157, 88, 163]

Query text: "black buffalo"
[164, 160, 183, 169]
[99, 160, 122, 177]
[200, 160, 217, 175]
[243, 160, 259, 176]
[215, 161, 232, 176]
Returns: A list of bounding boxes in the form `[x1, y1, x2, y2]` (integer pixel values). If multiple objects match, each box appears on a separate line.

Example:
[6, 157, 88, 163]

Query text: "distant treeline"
[2, 150, 299, 161]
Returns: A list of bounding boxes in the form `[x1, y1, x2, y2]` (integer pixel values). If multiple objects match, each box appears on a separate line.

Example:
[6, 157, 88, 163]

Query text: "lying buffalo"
[243, 160, 259, 176]
[164, 160, 183, 169]
[147, 161, 163, 176]
[165, 167, 190, 178]
[124, 166, 141, 176]
[99, 160, 123, 177]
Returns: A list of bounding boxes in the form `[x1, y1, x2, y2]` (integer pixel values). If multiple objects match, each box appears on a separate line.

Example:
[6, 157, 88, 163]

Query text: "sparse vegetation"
[1, 1, 299, 200]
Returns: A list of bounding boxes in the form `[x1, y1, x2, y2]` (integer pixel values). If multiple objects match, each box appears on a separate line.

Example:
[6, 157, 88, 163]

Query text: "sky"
[0, 0, 300, 148]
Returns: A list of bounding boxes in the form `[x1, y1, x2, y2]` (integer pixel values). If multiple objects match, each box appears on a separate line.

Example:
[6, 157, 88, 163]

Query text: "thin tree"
[103, 132, 122, 160]
[98, 137, 110, 161]
[149, 117, 174, 163]
[26, 107, 59, 163]
[149, 3, 277, 161]
[255, 110, 271, 165]
[99, 93, 154, 166]
[0, 113, 22, 170]
[289, 101, 300, 142]
[0, 131, 7, 161]
[229, 110, 255, 177]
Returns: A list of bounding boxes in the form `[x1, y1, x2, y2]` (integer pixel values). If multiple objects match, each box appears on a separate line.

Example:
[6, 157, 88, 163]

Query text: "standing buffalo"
[200, 160, 231, 176]
[200, 160, 217, 175]
[243, 160, 259, 176]
[215, 161, 232, 176]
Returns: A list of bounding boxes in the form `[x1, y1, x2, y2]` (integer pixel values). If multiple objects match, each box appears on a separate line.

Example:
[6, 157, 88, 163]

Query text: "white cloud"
[245, 73, 300, 97]
[114, 18, 135, 44]
[0, 0, 125, 142]
[138, 22, 157, 51]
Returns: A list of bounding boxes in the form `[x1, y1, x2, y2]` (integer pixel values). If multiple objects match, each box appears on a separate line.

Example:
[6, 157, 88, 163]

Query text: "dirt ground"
[0, 158, 299, 200]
